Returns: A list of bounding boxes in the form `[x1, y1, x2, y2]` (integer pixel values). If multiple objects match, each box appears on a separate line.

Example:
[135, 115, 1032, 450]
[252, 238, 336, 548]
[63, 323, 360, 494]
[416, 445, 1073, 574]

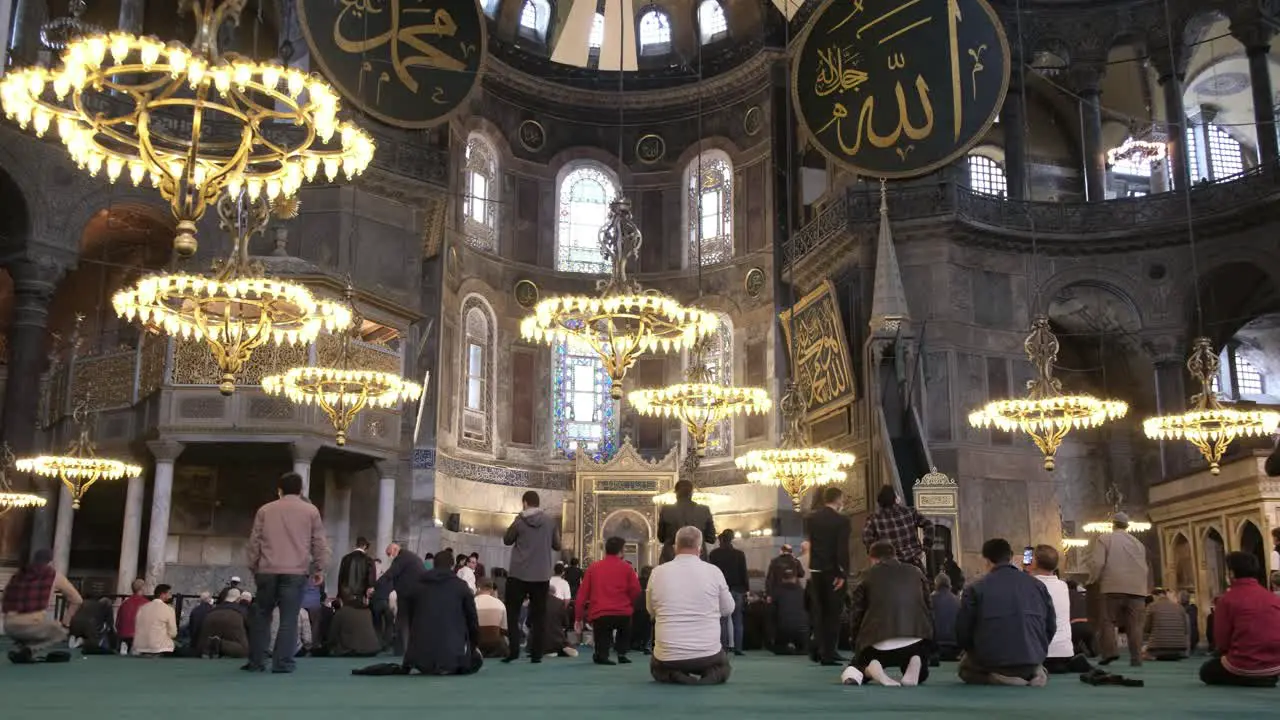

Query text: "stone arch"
[1239, 519, 1265, 573]
[1183, 255, 1280, 349]
[547, 147, 632, 188]
[600, 508, 655, 565]
[458, 115, 516, 162]
[457, 293, 498, 454]
[670, 135, 743, 173]
[1171, 532, 1194, 591]
[0, 128, 46, 251]
[1041, 270, 1148, 327]
[1202, 525, 1228, 600]
[53, 185, 174, 259]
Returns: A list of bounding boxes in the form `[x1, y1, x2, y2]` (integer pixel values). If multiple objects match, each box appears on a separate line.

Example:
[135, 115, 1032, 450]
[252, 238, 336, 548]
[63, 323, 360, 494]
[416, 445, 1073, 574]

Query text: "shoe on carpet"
[240, 663, 265, 672]
[44, 651, 72, 663]
[617, 656, 632, 664]
[840, 666, 864, 686]
[733, 650, 745, 657]
[8, 646, 35, 664]
[594, 657, 617, 666]
[501, 655, 518, 664]
[1129, 659, 1142, 668]
[1098, 656, 1119, 666]
[530, 656, 541, 664]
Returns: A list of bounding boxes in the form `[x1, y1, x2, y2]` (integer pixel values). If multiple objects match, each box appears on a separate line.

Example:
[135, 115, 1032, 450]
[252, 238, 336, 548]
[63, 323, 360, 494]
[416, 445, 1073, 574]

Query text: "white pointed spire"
[869, 179, 911, 338]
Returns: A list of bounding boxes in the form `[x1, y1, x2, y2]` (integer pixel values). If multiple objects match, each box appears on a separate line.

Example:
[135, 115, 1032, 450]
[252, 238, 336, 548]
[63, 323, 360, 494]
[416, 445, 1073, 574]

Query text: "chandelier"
[1081, 484, 1151, 534]
[15, 401, 141, 510]
[39, 0, 101, 51]
[1061, 537, 1089, 549]
[520, 196, 718, 398]
[629, 334, 771, 456]
[1143, 337, 1280, 475]
[113, 191, 352, 395]
[1106, 138, 1167, 166]
[262, 287, 424, 446]
[0, 0, 374, 256]
[969, 316, 1128, 471]
[738, 380, 855, 510]
[651, 490, 729, 507]
[0, 446, 48, 514]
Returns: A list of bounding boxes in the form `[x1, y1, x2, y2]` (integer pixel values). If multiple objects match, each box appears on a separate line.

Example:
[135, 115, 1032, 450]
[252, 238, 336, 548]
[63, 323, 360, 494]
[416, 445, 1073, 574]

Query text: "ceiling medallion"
[1142, 337, 1280, 475]
[520, 196, 718, 398]
[0, 0, 375, 256]
[514, 279, 540, 309]
[636, 134, 666, 164]
[263, 287, 423, 446]
[745, 267, 766, 298]
[519, 120, 546, 152]
[743, 106, 762, 137]
[738, 379, 855, 510]
[112, 192, 352, 395]
[968, 316, 1128, 471]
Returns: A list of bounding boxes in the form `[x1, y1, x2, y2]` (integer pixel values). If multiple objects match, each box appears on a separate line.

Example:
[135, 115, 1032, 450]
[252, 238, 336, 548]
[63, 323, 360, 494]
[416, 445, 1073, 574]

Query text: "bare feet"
[865, 659, 901, 686]
[902, 656, 922, 686]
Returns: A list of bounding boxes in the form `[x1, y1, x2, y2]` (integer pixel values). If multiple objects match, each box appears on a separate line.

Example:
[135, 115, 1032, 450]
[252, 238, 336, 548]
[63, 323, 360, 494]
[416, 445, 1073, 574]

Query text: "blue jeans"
[720, 591, 745, 652]
[249, 573, 306, 671]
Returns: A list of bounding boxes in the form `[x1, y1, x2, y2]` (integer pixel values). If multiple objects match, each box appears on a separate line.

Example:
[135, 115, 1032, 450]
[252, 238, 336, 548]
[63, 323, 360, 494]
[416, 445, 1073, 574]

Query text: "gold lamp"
[1082, 484, 1151, 534]
[262, 287, 424, 446]
[112, 191, 352, 395]
[968, 316, 1128, 471]
[651, 490, 729, 507]
[628, 334, 771, 457]
[0, 0, 375, 256]
[16, 401, 142, 510]
[520, 196, 719, 398]
[737, 380, 855, 510]
[0, 446, 48, 514]
[1142, 337, 1280, 475]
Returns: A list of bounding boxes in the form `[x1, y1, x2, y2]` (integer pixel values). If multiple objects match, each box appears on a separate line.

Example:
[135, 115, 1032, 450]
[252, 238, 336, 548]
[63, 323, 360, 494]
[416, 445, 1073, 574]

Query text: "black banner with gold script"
[298, 0, 486, 129]
[792, 0, 1009, 179]
[780, 280, 857, 420]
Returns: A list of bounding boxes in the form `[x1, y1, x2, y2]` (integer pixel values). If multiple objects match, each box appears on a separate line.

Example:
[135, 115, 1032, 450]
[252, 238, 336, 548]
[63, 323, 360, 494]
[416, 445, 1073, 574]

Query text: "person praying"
[657, 480, 715, 563]
[841, 540, 933, 687]
[400, 550, 483, 675]
[647, 526, 734, 685]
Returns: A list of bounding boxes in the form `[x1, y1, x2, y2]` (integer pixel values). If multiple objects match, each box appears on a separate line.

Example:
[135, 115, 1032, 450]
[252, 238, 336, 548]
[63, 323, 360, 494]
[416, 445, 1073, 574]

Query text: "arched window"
[700, 316, 733, 457]
[1206, 125, 1244, 179]
[1109, 139, 1153, 177]
[462, 134, 498, 252]
[638, 8, 672, 55]
[967, 154, 1007, 197]
[556, 163, 618, 274]
[519, 0, 551, 41]
[687, 151, 733, 266]
[553, 338, 617, 459]
[459, 296, 495, 453]
[697, 1, 728, 43]
[589, 12, 605, 49]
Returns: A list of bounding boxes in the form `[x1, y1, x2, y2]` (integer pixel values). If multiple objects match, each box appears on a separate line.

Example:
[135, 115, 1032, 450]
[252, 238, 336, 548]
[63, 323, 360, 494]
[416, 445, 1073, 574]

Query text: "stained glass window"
[967, 154, 1007, 197]
[638, 9, 671, 55]
[556, 164, 617, 274]
[1186, 126, 1200, 181]
[1207, 125, 1243, 179]
[687, 153, 733, 266]
[460, 299, 493, 452]
[519, 0, 550, 40]
[701, 316, 733, 458]
[698, 1, 728, 43]
[590, 13, 605, 49]
[462, 134, 497, 252]
[1235, 354, 1264, 395]
[553, 337, 617, 460]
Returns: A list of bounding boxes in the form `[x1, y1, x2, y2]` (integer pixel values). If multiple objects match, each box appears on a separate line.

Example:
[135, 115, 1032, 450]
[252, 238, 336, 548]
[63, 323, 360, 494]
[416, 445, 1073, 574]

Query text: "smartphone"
[1022, 546, 1034, 566]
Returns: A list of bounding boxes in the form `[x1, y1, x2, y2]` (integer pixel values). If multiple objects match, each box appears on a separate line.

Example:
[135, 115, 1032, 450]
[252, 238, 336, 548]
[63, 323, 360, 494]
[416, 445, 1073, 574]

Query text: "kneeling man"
[956, 538, 1055, 686]
[647, 526, 734, 685]
[842, 540, 934, 686]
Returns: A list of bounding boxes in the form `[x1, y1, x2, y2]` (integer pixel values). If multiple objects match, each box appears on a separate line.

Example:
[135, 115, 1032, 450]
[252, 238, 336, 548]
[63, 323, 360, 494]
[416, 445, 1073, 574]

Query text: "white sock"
[840, 666, 864, 685]
[865, 659, 901, 686]
[902, 656, 922, 686]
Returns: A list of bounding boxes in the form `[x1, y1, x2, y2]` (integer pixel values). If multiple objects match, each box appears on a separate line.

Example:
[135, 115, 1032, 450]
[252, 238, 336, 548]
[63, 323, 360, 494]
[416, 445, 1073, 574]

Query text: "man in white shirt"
[646, 526, 735, 685]
[133, 584, 178, 656]
[550, 562, 572, 602]
[474, 580, 509, 658]
[456, 554, 478, 594]
[1029, 545, 1092, 674]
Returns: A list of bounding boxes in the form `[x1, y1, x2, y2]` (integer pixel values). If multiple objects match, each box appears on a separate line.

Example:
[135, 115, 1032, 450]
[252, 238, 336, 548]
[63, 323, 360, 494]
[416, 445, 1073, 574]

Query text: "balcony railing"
[786, 160, 1280, 268]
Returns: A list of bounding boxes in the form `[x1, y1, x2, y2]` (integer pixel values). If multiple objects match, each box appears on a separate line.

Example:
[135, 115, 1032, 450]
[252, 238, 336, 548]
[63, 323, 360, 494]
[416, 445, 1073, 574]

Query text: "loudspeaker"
[446, 513, 461, 532]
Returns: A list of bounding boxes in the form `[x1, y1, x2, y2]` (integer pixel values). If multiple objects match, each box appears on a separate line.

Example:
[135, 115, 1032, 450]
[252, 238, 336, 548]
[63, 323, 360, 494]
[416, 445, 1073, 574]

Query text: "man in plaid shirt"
[862, 486, 935, 573]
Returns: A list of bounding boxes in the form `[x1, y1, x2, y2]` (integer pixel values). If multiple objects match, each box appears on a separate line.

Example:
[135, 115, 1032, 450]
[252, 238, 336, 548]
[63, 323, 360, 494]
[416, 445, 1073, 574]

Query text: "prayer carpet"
[0, 652, 1274, 719]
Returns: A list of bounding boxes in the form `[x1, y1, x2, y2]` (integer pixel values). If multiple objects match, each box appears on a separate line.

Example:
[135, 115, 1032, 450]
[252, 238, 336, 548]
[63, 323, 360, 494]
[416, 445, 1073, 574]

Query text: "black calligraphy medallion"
[298, 0, 487, 129]
[792, 0, 1009, 179]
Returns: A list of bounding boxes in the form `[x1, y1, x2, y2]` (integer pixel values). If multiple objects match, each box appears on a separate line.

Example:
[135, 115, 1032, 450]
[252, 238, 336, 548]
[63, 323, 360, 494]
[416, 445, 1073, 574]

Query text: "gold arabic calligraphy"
[793, 299, 852, 409]
[335, 0, 465, 96]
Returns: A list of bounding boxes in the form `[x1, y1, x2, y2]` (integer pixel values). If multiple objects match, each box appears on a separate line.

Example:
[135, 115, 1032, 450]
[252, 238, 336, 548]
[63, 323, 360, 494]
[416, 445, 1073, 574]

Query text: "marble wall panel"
[982, 478, 1031, 549]
[957, 353, 988, 444]
[925, 351, 952, 443]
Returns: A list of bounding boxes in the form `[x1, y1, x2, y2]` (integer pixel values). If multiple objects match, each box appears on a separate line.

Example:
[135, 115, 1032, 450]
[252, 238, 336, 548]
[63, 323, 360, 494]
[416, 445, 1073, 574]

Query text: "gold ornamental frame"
[779, 279, 857, 422]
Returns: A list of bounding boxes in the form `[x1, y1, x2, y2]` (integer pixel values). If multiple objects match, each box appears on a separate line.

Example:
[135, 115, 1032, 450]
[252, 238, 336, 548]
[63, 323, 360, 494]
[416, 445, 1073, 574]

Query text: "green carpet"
[0, 652, 1275, 718]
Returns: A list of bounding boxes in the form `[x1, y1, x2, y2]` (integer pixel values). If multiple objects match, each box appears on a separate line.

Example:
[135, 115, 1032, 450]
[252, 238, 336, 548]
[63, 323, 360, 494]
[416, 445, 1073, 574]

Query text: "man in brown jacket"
[841, 540, 934, 686]
[245, 471, 331, 674]
[1086, 512, 1150, 667]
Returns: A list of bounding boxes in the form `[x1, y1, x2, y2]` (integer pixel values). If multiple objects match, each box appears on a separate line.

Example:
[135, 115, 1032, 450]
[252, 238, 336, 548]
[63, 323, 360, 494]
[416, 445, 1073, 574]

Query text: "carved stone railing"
[787, 159, 1280, 267]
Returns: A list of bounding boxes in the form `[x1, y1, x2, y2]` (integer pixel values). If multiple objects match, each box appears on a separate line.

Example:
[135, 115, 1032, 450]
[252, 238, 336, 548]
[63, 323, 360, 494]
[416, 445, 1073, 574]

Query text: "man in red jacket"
[575, 536, 642, 666]
[115, 578, 149, 654]
[1201, 551, 1280, 687]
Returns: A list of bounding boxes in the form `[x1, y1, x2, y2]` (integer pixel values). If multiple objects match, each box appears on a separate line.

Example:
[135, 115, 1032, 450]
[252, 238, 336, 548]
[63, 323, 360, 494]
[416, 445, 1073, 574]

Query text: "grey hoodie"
[503, 508, 562, 582]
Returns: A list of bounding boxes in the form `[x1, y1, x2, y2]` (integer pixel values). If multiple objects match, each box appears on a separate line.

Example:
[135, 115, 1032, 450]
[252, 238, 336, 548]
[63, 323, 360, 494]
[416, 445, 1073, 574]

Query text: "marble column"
[118, 0, 146, 34]
[1158, 71, 1191, 191]
[375, 462, 395, 557]
[1152, 351, 1189, 481]
[116, 473, 145, 594]
[144, 440, 184, 588]
[1246, 43, 1279, 168]
[322, 470, 351, 595]
[1077, 78, 1107, 201]
[2, 257, 65, 557]
[291, 438, 323, 497]
[1000, 51, 1028, 199]
[51, 486, 74, 576]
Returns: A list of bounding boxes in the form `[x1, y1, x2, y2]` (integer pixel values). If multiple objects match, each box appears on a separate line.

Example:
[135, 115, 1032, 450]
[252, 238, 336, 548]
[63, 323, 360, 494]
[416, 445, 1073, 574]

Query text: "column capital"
[1065, 61, 1105, 95]
[1231, 15, 1274, 52]
[146, 439, 185, 462]
[374, 459, 397, 479]
[1141, 333, 1188, 366]
[5, 255, 66, 300]
[292, 437, 324, 463]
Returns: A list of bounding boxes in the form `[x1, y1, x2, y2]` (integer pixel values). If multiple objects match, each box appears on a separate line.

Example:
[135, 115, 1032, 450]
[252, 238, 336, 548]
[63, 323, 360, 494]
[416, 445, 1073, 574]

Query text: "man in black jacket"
[338, 537, 376, 607]
[806, 485, 851, 665]
[956, 538, 1055, 686]
[842, 540, 934, 686]
[709, 530, 749, 656]
[765, 545, 805, 600]
[657, 480, 715, 563]
[401, 550, 483, 675]
[378, 541, 424, 654]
